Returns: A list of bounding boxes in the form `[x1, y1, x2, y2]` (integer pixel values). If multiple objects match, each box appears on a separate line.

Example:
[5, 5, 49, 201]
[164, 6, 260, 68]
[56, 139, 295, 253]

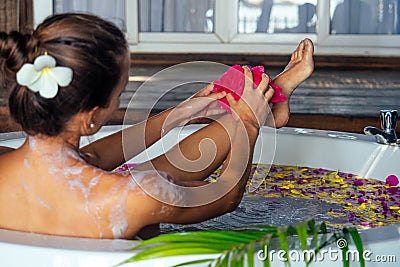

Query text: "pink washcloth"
[213, 65, 286, 112]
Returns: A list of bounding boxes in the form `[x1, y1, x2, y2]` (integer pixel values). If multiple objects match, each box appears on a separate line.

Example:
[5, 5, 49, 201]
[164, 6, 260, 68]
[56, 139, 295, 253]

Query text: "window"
[330, 0, 398, 35]
[53, 0, 127, 31]
[139, 0, 215, 33]
[33, 0, 400, 56]
[238, 0, 317, 34]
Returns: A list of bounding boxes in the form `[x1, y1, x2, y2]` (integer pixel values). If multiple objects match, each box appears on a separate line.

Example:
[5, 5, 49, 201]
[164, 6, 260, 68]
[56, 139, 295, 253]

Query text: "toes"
[297, 39, 305, 52]
[303, 38, 315, 55]
[290, 52, 296, 62]
[300, 39, 315, 68]
[298, 40, 306, 57]
[291, 38, 315, 62]
[291, 39, 305, 63]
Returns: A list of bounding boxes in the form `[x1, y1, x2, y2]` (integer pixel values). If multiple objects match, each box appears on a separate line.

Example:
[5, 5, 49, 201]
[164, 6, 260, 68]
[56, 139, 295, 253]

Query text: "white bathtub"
[0, 125, 399, 267]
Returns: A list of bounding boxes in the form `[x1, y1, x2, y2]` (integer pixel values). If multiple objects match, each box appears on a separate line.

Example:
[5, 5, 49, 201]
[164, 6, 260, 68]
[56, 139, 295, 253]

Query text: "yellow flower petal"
[359, 203, 367, 210]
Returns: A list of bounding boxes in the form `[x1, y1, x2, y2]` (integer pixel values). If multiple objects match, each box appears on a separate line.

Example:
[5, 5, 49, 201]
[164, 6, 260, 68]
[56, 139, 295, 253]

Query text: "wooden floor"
[1, 64, 400, 134]
[123, 65, 400, 115]
[118, 64, 400, 134]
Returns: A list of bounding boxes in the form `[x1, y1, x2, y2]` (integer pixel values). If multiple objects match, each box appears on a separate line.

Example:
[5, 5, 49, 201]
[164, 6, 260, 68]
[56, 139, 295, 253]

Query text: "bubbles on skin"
[64, 165, 85, 178]
[68, 174, 100, 208]
[46, 148, 85, 178]
[68, 173, 104, 237]
[19, 177, 52, 210]
[105, 170, 181, 239]
[25, 138, 184, 238]
[36, 197, 52, 210]
[24, 137, 148, 238]
[109, 202, 128, 238]
[159, 204, 171, 216]
[42, 143, 107, 236]
[23, 159, 30, 169]
[27, 136, 37, 150]
[108, 178, 137, 238]
[132, 170, 185, 209]
[19, 177, 29, 191]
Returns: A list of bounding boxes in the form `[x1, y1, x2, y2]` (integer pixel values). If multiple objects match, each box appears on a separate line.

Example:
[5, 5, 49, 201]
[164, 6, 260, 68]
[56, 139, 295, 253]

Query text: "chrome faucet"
[364, 110, 399, 145]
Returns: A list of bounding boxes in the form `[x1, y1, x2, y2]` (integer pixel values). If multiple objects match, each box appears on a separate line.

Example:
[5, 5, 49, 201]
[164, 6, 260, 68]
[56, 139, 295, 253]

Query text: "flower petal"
[34, 55, 56, 71]
[16, 64, 40, 87]
[27, 74, 46, 94]
[38, 74, 59, 99]
[28, 73, 58, 99]
[51, 67, 73, 87]
[386, 175, 399, 186]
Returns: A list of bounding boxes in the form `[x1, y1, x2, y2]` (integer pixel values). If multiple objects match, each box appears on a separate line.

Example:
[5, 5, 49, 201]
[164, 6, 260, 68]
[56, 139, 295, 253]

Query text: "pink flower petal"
[386, 175, 399, 186]
[353, 179, 364, 186]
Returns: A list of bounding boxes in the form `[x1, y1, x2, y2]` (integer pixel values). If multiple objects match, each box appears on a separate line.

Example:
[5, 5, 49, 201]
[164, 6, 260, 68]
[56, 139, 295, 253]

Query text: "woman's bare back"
[0, 138, 155, 239]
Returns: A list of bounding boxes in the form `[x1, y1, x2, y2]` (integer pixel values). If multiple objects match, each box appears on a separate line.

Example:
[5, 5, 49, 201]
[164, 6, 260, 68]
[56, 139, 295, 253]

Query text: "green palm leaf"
[346, 227, 365, 267]
[172, 258, 217, 267]
[246, 240, 256, 267]
[296, 221, 308, 251]
[277, 226, 291, 266]
[341, 243, 350, 267]
[118, 219, 363, 267]
[131, 230, 265, 250]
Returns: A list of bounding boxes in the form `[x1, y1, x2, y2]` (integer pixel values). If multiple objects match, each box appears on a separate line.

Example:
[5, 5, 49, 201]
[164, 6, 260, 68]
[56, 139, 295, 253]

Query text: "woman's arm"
[80, 108, 174, 171]
[133, 113, 234, 182]
[134, 69, 272, 183]
[133, 67, 273, 225]
[81, 85, 226, 171]
[132, 95, 263, 227]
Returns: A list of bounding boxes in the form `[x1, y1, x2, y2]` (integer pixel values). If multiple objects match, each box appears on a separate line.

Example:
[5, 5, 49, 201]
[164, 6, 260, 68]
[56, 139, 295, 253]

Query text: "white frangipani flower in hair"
[16, 54, 73, 99]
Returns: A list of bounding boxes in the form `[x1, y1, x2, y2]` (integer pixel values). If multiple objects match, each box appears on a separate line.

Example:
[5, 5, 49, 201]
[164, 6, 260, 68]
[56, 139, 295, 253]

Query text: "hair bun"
[0, 31, 33, 94]
[0, 31, 32, 74]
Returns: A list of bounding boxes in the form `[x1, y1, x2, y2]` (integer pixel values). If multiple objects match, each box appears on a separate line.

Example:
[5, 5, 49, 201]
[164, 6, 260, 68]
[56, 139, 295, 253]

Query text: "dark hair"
[0, 13, 128, 136]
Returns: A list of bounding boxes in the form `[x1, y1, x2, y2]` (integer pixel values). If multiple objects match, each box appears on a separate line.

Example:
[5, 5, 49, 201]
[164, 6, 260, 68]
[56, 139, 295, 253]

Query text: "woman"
[0, 13, 314, 239]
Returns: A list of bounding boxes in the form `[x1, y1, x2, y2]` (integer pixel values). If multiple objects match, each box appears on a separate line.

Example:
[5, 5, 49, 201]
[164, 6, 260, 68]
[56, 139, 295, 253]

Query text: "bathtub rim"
[0, 126, 399, 265]
[0, 125, 378, 145]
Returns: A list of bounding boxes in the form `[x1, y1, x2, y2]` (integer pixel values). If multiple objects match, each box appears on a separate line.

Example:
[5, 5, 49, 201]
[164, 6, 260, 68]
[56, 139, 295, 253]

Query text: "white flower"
[16, 54, 73, 99]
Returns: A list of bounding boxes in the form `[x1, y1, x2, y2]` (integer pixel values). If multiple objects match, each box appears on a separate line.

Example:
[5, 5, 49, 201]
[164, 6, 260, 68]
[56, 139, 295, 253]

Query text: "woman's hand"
[227, 66, 273, 129]
[163, 83, 227, 129]
[192, 83, 219, 98]
[188, 83, 228, 119]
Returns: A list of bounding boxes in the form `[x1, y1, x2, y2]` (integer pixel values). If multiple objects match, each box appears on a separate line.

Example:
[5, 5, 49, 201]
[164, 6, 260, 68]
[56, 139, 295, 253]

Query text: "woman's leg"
[134, 39, 315, 181]
[268, 38, 315, 128]
[134, 113, 237, 182]
[134, 68, 272, 182]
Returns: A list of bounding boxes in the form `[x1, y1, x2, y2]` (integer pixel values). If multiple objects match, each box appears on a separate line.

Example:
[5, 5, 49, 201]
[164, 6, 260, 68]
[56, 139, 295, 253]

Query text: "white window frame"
[33, 0, 400, 56]
[315, 2, 400, 56]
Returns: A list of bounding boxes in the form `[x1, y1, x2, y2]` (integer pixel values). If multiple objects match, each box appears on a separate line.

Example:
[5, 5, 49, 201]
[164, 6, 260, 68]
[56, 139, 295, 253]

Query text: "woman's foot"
[267, 38, 314, 128]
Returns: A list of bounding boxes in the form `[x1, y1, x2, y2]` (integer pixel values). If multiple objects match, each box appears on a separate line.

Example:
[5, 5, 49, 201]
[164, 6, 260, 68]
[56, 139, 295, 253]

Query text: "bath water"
[157, 164, 400, 233]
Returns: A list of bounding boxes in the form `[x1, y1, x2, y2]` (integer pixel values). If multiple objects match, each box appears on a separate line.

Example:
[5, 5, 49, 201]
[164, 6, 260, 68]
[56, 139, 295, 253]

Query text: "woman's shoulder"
[81, 164, 171, 194]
